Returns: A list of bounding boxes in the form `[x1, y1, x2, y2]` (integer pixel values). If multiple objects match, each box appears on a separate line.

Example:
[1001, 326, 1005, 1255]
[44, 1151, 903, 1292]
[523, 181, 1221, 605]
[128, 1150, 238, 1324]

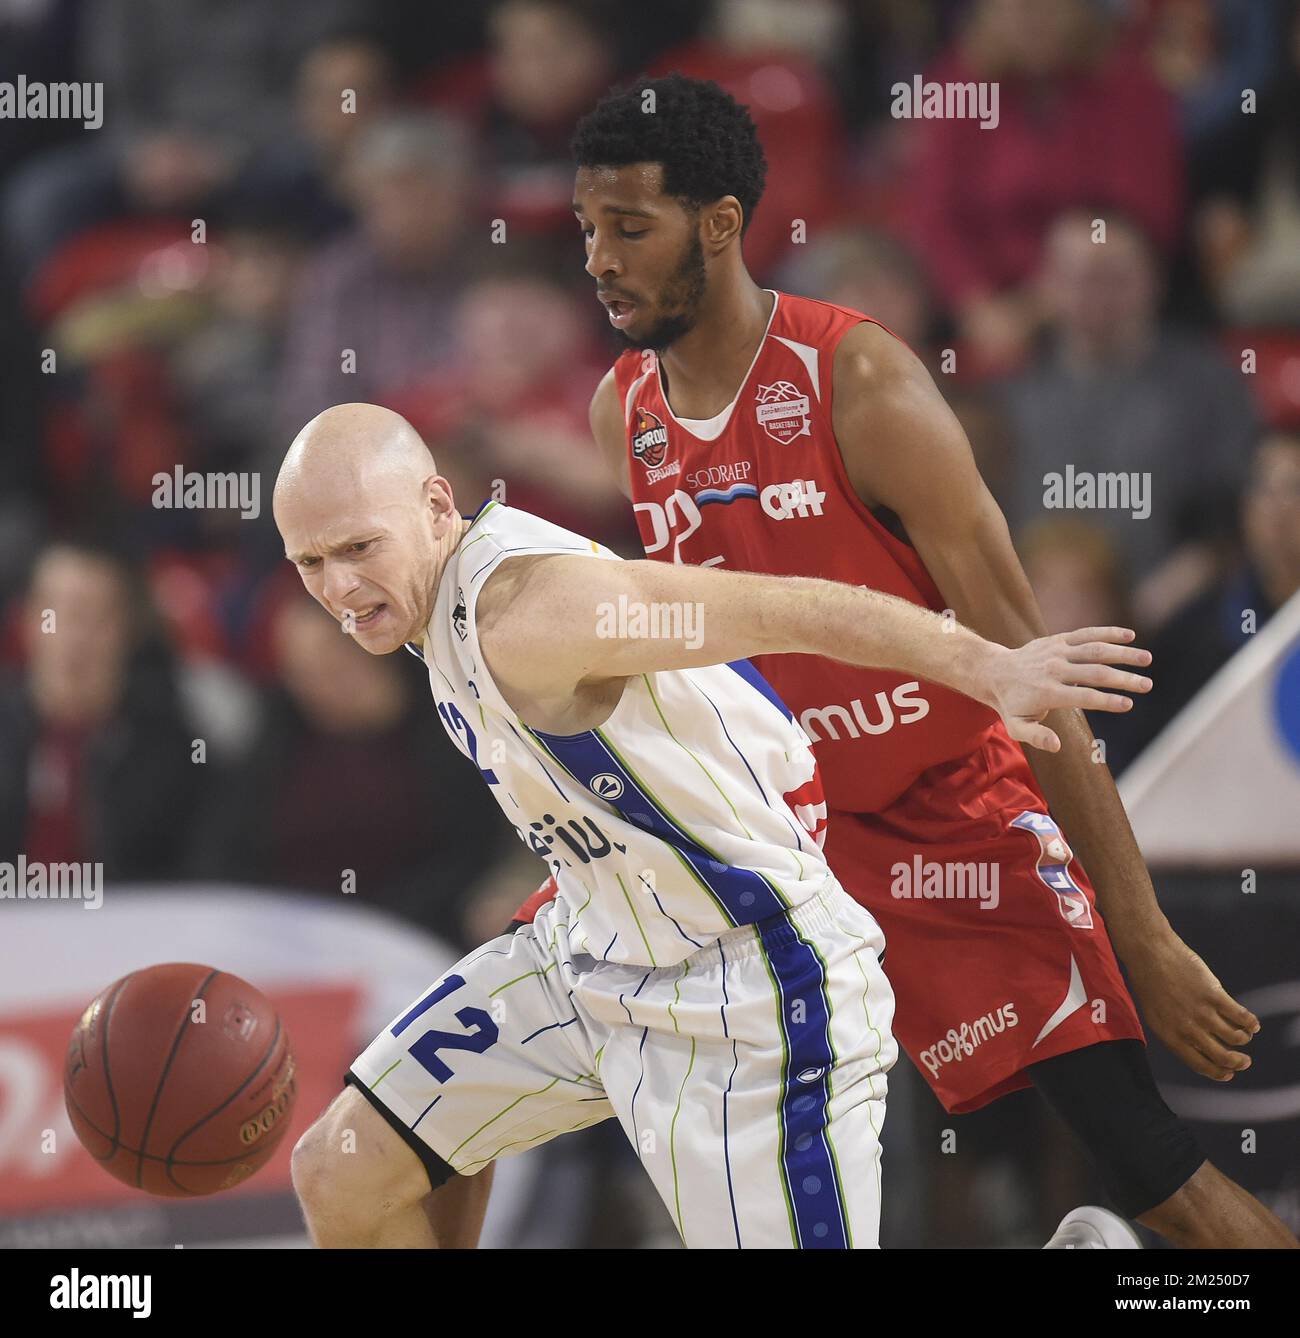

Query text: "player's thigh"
[597, 885, 896, 1248]
[348, 922, 615, 1186]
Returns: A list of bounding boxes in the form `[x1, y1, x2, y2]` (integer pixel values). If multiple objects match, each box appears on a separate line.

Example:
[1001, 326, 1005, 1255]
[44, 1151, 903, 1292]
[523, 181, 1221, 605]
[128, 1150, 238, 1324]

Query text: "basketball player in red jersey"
[507, 74, 1296, 1248]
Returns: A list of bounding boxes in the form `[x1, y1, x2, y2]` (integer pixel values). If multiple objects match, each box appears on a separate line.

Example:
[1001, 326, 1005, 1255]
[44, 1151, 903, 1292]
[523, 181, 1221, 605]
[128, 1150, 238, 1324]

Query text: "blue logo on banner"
[1274, 644, 1300, 765]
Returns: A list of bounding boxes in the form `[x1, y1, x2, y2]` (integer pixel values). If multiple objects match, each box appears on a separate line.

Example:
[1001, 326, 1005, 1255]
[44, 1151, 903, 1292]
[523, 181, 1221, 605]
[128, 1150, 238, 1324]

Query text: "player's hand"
[1125, 931, 1261, 1081]
[985, 627, 1152, 752]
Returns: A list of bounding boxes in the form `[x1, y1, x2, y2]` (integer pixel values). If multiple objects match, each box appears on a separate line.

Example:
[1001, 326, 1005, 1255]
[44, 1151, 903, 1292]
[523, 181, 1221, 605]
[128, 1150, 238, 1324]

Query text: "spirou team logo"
[755, 380, 812, 444]
[631, 407, 679, 482]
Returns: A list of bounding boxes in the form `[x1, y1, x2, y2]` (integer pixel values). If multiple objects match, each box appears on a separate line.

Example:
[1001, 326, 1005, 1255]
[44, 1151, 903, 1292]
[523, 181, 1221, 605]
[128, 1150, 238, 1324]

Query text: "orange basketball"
[64, 963, 296, 1197]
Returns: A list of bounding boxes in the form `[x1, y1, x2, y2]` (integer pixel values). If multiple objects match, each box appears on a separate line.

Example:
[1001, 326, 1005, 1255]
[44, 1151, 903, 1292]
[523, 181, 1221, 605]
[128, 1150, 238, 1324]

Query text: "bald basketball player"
[276, 403, 1154, 1249]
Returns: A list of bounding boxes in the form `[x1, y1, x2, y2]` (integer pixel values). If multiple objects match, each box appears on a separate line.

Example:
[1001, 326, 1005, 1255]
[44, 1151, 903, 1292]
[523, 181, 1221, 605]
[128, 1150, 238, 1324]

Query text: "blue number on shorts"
[389, 973, 499, 1084]
[437, 701, 499, 784]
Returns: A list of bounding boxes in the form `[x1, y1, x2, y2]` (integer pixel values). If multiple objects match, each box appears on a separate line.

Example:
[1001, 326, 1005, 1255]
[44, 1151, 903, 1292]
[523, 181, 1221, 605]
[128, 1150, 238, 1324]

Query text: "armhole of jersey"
[453, 538, 519, 722]
[459, 535, 623, 723]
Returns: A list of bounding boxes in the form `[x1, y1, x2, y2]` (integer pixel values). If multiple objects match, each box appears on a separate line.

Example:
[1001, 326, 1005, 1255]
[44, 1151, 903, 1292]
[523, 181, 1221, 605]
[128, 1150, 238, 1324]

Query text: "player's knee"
[291, 1087, 425, 1229]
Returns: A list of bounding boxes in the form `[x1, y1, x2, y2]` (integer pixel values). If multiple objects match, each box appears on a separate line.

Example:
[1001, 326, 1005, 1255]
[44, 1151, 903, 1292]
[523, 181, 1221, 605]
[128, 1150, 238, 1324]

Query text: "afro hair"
[571, 72, 768, 233]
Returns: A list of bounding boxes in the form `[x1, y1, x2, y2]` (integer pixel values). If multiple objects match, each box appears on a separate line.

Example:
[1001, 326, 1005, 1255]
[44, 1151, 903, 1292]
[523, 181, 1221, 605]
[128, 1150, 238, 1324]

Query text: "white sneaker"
[1043, 1205, 1143, 1249]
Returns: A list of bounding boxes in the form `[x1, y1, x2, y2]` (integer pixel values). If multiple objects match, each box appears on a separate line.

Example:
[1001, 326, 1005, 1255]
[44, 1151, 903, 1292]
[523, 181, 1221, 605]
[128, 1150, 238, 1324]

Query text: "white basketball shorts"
[348, 876, 898, 1248]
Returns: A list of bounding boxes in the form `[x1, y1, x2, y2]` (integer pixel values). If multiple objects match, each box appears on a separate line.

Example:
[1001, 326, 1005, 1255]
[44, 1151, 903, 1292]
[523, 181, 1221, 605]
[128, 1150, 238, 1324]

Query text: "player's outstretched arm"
[825, 318, 1262, 1079]
[480, 553, 1151, 753]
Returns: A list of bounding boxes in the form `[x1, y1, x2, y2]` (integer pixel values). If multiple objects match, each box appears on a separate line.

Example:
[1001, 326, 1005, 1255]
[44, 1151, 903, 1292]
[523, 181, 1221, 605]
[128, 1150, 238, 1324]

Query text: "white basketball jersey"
[414, 500, 835, 968]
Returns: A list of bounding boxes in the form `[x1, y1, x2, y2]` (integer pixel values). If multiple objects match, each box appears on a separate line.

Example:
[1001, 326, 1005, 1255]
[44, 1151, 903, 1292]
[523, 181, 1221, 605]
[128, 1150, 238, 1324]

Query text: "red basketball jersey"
[613, 289, 1038, 816]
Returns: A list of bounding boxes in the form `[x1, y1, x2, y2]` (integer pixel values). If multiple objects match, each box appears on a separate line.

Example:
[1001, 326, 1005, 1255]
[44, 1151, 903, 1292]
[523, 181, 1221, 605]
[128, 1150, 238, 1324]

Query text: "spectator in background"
[777, 226, 934, 351]
[1191, 0, 1300, 326]
[905, 0, 1185, 371]
[1135, 429, 1300, 747]
[390, 266, 636, 547]
[647, 0, 849, 280]
[276, 112, 477, 437]
[0, 540, 204, 881]
[429, 0, 617, 242]
[1017, 517, 1147, 774]
[192, 595, 516, 946]
[171, 216, 310, 486]
[0, 0, 83, 182]
[1, 0, 368, 283]
[774, 224, 1017, 498]
[1146, 0, 1281, 201]
[278, 28, 399, 238]
[1000, 208, 1256, 626]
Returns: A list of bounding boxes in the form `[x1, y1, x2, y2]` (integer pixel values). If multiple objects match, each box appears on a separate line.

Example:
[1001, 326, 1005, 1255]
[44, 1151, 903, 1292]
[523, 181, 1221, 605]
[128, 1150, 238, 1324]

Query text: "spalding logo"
[239, 1054, 296, 1146]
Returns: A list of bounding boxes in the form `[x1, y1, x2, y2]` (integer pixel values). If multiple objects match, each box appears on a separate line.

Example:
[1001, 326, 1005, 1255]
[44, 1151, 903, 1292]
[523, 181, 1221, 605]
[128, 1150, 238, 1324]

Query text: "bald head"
[276, 403, 436, 510]
[274, 403, 463, 654]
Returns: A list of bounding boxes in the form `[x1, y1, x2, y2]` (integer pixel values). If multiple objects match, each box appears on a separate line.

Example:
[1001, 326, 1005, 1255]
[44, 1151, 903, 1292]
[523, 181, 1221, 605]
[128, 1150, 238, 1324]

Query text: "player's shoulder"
[772, 289, 878, 348]
[467, 505, 617, 625]
[768, 291, 914, 388]
[829, 314, 925, 406]
[606, 346, 652, 400]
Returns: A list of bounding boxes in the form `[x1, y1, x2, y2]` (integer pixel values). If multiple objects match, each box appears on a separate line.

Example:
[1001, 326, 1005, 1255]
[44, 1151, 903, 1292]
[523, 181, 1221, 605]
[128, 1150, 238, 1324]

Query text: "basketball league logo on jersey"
[755, 380, 812, 444]
[631, 407, 680, 484]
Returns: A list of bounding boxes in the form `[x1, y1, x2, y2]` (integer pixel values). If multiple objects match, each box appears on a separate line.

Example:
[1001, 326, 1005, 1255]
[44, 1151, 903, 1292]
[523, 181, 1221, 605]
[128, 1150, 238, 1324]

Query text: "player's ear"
[705, 196, 744, 251]
[425, 475, 456, 528]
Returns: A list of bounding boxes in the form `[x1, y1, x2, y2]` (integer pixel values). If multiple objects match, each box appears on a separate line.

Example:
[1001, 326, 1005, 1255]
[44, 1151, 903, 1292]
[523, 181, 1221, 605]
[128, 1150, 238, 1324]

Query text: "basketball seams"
[98, 974, 129, 1158]
[63, 1083, 282, 1175]
[134, 967, 219, 1188]
[162, 1015, 286, 1192]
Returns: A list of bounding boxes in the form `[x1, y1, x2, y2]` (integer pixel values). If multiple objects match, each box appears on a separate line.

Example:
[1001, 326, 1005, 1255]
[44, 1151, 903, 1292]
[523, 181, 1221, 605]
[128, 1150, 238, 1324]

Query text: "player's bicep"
[833, 325, 1045, 646]
[491, 555, 778, 693]
[906, 488, 1048, 649]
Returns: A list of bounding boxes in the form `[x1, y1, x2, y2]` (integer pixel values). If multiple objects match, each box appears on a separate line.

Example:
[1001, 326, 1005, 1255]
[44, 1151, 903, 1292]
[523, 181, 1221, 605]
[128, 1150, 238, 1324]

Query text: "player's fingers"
[1186, 1027, 1251, 1074]
[1012, 719, 1061, 752]
[1210, 1018, 1255, 1048]
[1067, 642, 1153, 669]
[1218, 998, 1261, 1036]
[1178, 1039, 1237, 1082]
[1051, 685, 1137, 714]
[1059, 663, 1153, 693]
[1062, 626, 1138, 647]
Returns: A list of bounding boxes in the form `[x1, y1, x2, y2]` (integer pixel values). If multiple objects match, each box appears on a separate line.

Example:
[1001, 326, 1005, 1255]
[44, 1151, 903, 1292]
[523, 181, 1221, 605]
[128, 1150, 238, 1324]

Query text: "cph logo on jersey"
[755, 381, 812, 444]
[632, 407, 679, 483]
[760, 479, 826, 521]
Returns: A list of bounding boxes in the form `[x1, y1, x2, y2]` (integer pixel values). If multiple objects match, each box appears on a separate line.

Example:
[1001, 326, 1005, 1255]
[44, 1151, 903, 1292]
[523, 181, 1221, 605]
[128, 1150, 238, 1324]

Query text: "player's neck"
[656, 277, 774, 420]
[415, 513, 471, 651]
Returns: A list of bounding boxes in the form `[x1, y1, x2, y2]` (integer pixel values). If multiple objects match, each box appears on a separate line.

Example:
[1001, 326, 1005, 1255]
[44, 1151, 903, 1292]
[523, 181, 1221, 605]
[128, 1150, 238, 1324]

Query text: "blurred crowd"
[3, 0, 1300, 1248]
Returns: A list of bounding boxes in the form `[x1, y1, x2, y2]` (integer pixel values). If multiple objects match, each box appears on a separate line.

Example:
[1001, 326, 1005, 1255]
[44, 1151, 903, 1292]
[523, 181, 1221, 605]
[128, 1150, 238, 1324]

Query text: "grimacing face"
[276, 477, 448, 655]
[574, 163, 710, 353]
